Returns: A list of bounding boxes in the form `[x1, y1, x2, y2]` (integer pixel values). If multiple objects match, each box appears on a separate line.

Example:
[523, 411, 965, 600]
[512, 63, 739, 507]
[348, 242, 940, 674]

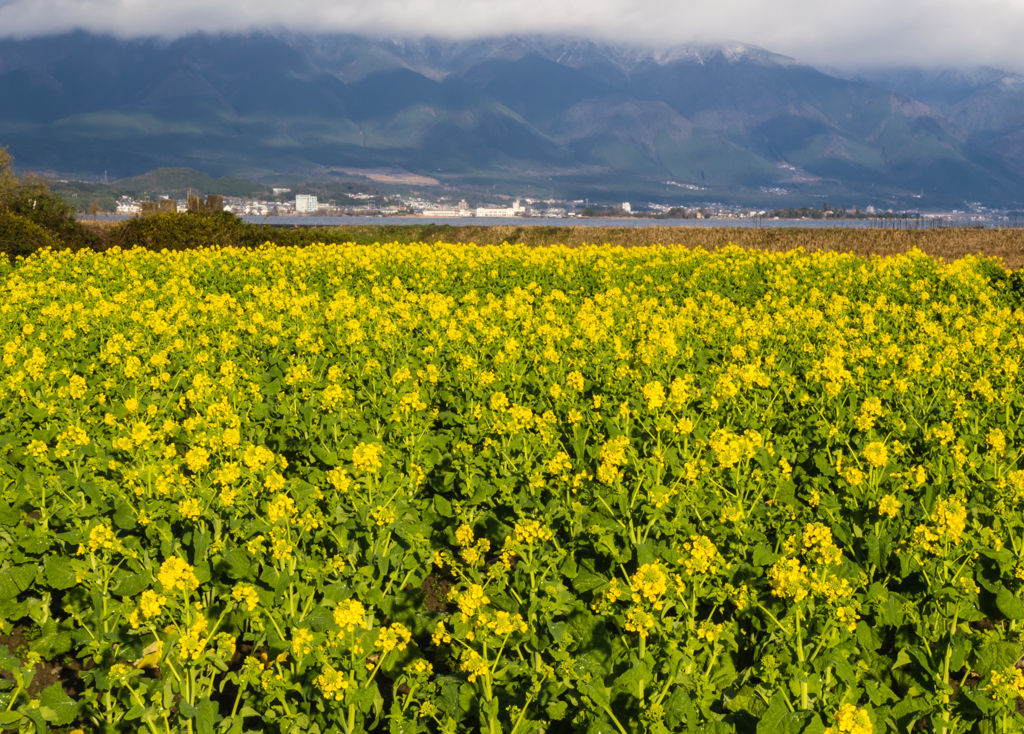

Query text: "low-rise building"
[422, 207, 471, 217]
[295, 194, 318, 213]
[116, 197, 141, 215]
[475, 200, 523, 218]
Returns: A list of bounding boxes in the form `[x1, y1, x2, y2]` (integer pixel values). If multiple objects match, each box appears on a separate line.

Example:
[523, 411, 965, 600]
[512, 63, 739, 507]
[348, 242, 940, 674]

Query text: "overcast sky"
[1, 0, 1022, 71]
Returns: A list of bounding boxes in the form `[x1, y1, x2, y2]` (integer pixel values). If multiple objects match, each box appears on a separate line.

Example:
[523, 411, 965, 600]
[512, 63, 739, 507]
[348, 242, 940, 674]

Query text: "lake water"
[241, 216, 981, 229]
[83, 214, 999, 229]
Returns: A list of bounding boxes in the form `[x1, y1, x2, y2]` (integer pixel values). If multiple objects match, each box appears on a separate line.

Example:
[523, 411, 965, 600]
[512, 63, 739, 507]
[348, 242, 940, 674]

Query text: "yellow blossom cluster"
[624, 606, 656, 637]
[292, 628, 315, 659]
[802, 523, 842, 566]
[823, 704, 873, 734]
[128, 589, 167, 628]
[459, 649, 490, 683]
[597, 436, 629, 484]
[451, 584, 491, 619]
[988, 666, 1024, 703]
[862, 442, 889, 469]
[80, 522, 125, 556]
[878, 494, 902, 519]
[455, 524, 491, 565]
[377, 623, 412, 654]
[333, 599, 367, 634]
[158, 556, 199, 594]
[913, 498, 968, 554]
[631, 563, 669, 608]
[317, 666, 351, 700]
[679, 535, 719, 576]
[232, 584, 260, 612]
[352, 442, 384, 474]
[513, 519, 554, 545]
[178, 616, 209, 661]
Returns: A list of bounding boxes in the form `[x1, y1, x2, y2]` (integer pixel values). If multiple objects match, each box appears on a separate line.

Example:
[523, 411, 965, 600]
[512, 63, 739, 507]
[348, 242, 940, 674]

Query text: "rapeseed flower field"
[0, 243, 1022, 733]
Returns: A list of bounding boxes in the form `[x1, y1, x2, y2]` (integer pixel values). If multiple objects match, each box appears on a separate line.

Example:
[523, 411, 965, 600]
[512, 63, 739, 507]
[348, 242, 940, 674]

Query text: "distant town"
[109, 189, 1022, 225]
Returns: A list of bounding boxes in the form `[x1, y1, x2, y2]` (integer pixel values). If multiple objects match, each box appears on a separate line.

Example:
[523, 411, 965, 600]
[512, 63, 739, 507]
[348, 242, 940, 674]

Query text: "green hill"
[115, 168, 268, 197]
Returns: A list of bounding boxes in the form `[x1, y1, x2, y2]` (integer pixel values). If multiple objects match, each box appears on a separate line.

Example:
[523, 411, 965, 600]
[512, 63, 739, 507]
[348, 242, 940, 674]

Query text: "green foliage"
[108, 210, 263, 251]
[0, 145, 98, 256]
[0, 211, 61, 261]
[114, 167, 269, 199]
[2, 179, 97, 251]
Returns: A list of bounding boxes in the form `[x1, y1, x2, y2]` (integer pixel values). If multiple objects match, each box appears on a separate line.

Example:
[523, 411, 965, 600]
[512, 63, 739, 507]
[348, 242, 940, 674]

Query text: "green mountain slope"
[0, 31, 1021, 205]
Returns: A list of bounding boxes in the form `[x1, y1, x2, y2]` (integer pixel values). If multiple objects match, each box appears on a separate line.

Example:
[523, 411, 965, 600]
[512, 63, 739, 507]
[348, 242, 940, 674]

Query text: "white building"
[273, 188, 292, 195]
[422, 208, 472, 217]
[475, 200, 524, 218]
[295, 195, 318, 213]
[116, 199, 141, 215]
[422, 199, 472, 217]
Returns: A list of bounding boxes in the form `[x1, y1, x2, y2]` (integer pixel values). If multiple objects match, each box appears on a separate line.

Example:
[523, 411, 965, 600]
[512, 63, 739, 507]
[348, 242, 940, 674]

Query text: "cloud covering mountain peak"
[1, 0, 1023, 72]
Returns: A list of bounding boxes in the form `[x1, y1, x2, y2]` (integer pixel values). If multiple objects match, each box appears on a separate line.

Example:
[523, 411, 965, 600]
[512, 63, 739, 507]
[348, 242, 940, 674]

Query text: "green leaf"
[663, 688, 697, 730]
[113, 499, 137, 530]
[39, 682, 79, 726]
[613, 656, 653, 698]
[0, 564, 35, 601]
[579, 678, 612, 709]
[856, 621, 882, 651]
[757, 692, 813, 734]
[0, 710, 22, 727]
[973, 640, 1022, 678]
[195, 698, 221, 734]
[29, 620, 73, 659]
[573, 570, 606, 594]
[752, 544, 779, 568]
[112, 569, 150, 597]
[433, 496, 453, 518]
[312, 445, 339, 466]
[218, 548, 251, 580]
[995, 586, 1024, 620]
[43, 556, 76, 590]
[124, 703, 148, 720]
[0, 504, 20, 528]
[567, 608, 598, 647]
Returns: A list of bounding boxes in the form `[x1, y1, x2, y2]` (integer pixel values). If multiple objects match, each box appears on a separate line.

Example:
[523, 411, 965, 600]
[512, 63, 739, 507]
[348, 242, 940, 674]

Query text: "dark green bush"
[2, 181, 98, 251]
[107, 210, 316, 250]
[0, 211, 61, 261]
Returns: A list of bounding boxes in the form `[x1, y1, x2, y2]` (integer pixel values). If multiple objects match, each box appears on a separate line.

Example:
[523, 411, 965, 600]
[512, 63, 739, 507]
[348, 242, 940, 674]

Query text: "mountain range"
[2, 31, 1024, 206]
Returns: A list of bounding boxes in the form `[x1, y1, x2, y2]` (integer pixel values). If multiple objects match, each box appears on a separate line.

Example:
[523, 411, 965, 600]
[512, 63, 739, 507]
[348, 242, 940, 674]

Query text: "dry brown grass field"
[79, 221, 1024, 270]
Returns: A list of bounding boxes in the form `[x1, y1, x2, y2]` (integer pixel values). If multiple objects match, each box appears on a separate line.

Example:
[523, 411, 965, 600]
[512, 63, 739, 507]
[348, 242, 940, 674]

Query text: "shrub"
[0, 210, 61, 261]
[2, 182, 98, 251]
[109, 210, 269, 250]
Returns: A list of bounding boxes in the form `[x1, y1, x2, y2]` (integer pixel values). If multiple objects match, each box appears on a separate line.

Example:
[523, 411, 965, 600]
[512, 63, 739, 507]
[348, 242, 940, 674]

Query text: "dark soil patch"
[420, 574, 451, 613]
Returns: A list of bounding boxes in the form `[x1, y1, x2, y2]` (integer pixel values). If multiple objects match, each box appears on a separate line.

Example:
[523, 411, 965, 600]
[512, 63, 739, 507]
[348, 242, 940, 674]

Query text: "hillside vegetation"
[3, 32, 1023, 205]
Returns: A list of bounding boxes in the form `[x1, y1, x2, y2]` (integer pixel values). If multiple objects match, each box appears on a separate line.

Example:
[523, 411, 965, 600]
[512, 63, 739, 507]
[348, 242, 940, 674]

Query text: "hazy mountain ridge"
[852, 66, 1024, 179]
[1, 31, 1022, 204]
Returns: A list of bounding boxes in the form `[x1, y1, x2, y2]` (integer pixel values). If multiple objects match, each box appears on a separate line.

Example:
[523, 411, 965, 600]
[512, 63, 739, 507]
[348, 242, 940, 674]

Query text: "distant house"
[116, 197, 141, 215]
[295, 195, 318, 213]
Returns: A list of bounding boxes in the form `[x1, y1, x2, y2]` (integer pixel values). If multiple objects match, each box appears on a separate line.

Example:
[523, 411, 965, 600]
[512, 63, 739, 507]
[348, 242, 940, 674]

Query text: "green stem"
[638, 634, 646, 702]
[796, 610, 808, 710]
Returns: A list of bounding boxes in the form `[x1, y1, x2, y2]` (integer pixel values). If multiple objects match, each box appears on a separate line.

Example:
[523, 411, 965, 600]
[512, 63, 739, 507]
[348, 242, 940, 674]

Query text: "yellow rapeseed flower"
[158, 556, 199, 594]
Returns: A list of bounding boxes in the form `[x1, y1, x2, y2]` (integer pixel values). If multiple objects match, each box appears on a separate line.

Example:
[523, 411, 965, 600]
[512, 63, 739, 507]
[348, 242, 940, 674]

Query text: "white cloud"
[1, 0, 1023, 70]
